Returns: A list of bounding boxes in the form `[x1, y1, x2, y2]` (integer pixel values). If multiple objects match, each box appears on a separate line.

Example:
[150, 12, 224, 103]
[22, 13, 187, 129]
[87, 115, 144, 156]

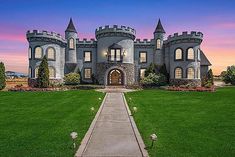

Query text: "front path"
[76, 93, 145, 157]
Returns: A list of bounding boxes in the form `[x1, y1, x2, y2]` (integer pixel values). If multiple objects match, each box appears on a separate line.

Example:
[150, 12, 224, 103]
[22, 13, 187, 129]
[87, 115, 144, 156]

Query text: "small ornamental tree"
[64, 73, 80, 85]
[222, 65, 235, 85]
[0, 62, 6, 90]
[37, 56, 49, 88]
[145, 63, 156, 77]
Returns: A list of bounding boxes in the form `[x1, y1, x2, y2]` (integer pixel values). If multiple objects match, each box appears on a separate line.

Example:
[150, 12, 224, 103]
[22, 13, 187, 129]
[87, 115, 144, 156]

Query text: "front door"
[109, 69, 123, 85]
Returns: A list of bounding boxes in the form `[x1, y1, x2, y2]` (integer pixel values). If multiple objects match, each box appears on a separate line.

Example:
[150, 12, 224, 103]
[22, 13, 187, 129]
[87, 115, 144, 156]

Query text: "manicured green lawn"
[125, 87, 235, 157]
[0, 90, 104, 157]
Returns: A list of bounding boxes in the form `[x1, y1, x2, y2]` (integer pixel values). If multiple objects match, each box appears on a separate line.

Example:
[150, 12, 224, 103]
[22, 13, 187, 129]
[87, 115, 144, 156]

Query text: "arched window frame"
[28, 47, 32, 59]
[48, 66, 56, 78]
[174, 67, 183, 79]
[69, 38, 75, 49]
[156, 39, 161, 49]
[34, 46, 43, 59]
[174, 48, 183, 61]
[186, 47, 195, 60]
[187, 67, 195, 79]
[46, 47, 56, 60]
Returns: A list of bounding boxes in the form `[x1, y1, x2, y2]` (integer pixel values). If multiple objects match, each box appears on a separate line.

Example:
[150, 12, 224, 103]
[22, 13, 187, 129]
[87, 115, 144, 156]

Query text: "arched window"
[49, 67, 56, 78]
[198, 68, 200, 79]
[175, 68, 183, 79]
[47, 47, 55, 60]
[197, 49, 200, 60]
[35, 67, 39, 78]
[69, 38, 74, 49]
[35, 47, 43, 59]
[187, 48, 195, 60]
[175, 48, 183, 60]
[156, 39, 161, 49]
[28, 47, 32, 59]
[187, 67, 195, 79]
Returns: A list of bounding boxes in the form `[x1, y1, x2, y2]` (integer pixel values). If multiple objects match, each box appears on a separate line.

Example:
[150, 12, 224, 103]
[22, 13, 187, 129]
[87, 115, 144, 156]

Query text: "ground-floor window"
[175, 67, 182, 79]
[49, 67, 56, 78]
[187, 67, 195, 79]
[84, 68, 92, 79]
[140, 69, 146, 79]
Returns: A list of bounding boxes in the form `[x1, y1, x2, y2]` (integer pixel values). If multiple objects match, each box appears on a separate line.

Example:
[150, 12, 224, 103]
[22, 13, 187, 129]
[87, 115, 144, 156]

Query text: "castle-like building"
[27, 18, 211, 86]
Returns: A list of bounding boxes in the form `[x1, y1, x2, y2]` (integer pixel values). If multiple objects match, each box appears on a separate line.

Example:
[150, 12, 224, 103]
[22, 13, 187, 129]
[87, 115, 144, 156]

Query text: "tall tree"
[37, 56, 49, 88]
[0, 62, 6, 90]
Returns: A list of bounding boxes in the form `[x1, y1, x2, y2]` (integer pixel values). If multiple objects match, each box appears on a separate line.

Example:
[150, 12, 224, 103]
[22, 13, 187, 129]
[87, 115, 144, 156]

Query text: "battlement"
[166, 31, 203, 43]
[134, 39, 153, 44]
[26, 30, 66, 43]
[77, 38, 97, 44]
[95, 25, 136, 39]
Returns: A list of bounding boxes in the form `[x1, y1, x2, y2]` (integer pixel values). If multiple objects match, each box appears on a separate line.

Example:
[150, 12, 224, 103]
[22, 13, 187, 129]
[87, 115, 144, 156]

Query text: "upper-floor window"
[49, 67, 56, 78]
[175, 48, 183, 60]
[197, 49, 201, 60]
[84, 68, 92, 79]
[140, 69, 146, 79]
[187, 48, 195, 60]
[35, 47, 43, 59]
[84, 51, 92, 62]
[156, 39, 161, 49]
[28, 47, 32, 59]
[187, 67, 195, 79]
[139, 52, 147, 63]
[109, 48, 121, 62]
[69, 38, 74, 49]
[47, 47, 55, 60]
[175, 67, 182, 79]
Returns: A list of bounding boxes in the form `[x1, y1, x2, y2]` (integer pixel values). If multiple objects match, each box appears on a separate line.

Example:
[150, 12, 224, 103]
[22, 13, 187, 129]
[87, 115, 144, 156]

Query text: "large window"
[28, 47, 32, 59]
[140, 69, 146, 79]
[47, 47, 55, 60]
[139, 52, 147, 63]
[109, 49, 121, 62]
[197, 49, 201, 60]
[69, 38, 74, 49]
[35, 47, 43, 59]
[175, 67, 182, 79]
[187, 67, 195, 79]
[84, 68, 92, 79]
[156, 39, 161, 49]
[84, 51, 92, 62]
[187, 48, 195, 60]
[49, 67, 56, 78]
[175, 48, 183, 60]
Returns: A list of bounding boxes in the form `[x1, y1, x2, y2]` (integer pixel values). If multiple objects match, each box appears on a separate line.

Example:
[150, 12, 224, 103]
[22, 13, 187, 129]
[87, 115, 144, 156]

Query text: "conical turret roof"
[154, 19, 165, 33]
[66, 18, 77, 33]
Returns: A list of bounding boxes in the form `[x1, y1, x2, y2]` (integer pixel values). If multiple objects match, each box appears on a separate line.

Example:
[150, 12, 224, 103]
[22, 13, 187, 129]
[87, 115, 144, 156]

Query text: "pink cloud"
[215, 22, 235, 29]
[0, 34, 26, 42]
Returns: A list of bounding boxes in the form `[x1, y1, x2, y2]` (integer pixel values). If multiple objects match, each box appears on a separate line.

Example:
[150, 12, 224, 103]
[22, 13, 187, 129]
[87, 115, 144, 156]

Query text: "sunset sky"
[0, 0, 234, 75]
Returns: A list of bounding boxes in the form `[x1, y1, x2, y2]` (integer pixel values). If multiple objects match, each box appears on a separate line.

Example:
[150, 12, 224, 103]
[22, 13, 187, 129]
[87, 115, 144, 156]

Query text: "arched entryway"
[108, 69, 124, 85]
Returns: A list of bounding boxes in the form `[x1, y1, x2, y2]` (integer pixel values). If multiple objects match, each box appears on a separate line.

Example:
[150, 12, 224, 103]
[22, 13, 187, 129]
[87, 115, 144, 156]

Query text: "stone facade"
[27, 18, 211, 87]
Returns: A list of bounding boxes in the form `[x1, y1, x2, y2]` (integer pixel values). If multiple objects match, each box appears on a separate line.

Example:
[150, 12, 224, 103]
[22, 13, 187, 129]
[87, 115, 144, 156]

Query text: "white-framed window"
[175, 48, 183, 60]
[139, 52, 147, 63]
[109, 49, 121, 62]
[175, 68, 182, 79]
[187, 48, 195, 60]
[28, 47, 32, 59]
[156, 39, 161, 49]
[28, 67, 32, 78]
[187, 67, 195, 79]
[49, 67, 56, 78]
[35, 67, 39, 78]
[140, 69, 146, 79]
[35, 47, 43, 59]
[198, 68, 200, 79]
[69, 38, 74, 49]
[116, 49, 121, 61]
[84, 51, 91, 62]
[47, 47, 55, 60]
[197, 49, 201, 60]
[110, 49, 115, 61]
[84, 68, 92, 79]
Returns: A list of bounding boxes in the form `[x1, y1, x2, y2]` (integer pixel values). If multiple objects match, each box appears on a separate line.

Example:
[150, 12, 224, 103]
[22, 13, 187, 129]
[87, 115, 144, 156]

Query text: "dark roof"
[154, 19, 166, 33]
[66, 18, 77, 33]
[109, 43, 123, 49]
[201, 51, 212, 66]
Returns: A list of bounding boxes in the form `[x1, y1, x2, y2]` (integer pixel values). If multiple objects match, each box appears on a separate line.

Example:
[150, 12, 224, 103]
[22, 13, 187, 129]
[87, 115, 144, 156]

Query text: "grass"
[0, 90, 105, 157]
[125, 87, 235, 157]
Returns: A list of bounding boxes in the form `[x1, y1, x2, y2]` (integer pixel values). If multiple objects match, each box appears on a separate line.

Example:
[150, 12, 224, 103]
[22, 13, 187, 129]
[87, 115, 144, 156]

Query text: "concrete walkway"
[75, 93, 148, 157]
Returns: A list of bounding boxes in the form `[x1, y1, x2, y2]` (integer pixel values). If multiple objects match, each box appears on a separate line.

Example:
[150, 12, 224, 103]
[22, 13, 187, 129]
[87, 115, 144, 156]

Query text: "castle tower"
[65, 18, 77, 63]
[154, 19, 165, 65]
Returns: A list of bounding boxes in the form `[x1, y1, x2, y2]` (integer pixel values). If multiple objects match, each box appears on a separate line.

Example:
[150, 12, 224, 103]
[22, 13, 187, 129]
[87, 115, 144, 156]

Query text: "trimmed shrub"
[64, 73, 80, 85]
[140, 73, 167, 87]
[37, 56, 49, 88]
[0, 62, 6, 90]
[222, 65, 235, 85]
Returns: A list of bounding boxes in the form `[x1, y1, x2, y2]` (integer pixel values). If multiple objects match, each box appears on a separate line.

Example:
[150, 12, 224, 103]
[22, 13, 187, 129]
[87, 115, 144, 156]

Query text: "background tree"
[37, 56, 49, 88]
[0, 62, 6, 90]
[222, 65, 235, 85]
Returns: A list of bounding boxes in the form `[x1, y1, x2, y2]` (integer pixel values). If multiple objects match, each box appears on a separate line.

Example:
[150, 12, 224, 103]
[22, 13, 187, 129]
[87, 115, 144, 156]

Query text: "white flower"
[150, 134, 157, 141]
[70, 132, 78, 140]
[133, 107, 138, 113]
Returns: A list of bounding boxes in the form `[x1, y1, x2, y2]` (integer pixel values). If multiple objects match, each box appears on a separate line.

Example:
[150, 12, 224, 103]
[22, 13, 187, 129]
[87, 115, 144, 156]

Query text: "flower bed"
[167, 85, 216, 92]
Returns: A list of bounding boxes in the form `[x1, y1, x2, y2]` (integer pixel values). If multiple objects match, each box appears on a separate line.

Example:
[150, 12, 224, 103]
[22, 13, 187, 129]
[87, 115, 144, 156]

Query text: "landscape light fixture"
[150, 133, 157, 148]
[70, 132, 78, 149]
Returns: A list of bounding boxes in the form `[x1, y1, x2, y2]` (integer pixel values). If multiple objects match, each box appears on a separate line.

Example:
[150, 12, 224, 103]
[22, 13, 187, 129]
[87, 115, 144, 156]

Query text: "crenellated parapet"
[134, 39, 155, 48]
[165, 31, 203, 45]
[77, 38, 97, 48]
[26, 30, 66, 46]
[95, 25, 136, 40]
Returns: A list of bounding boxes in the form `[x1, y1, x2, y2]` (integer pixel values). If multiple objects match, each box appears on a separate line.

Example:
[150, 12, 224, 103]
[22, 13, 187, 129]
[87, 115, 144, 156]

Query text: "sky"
[0, 0, 235, 75]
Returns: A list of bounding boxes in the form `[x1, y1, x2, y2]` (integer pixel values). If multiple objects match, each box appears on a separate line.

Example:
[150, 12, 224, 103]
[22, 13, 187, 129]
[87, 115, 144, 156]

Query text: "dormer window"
[108, 43, 123, 62]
